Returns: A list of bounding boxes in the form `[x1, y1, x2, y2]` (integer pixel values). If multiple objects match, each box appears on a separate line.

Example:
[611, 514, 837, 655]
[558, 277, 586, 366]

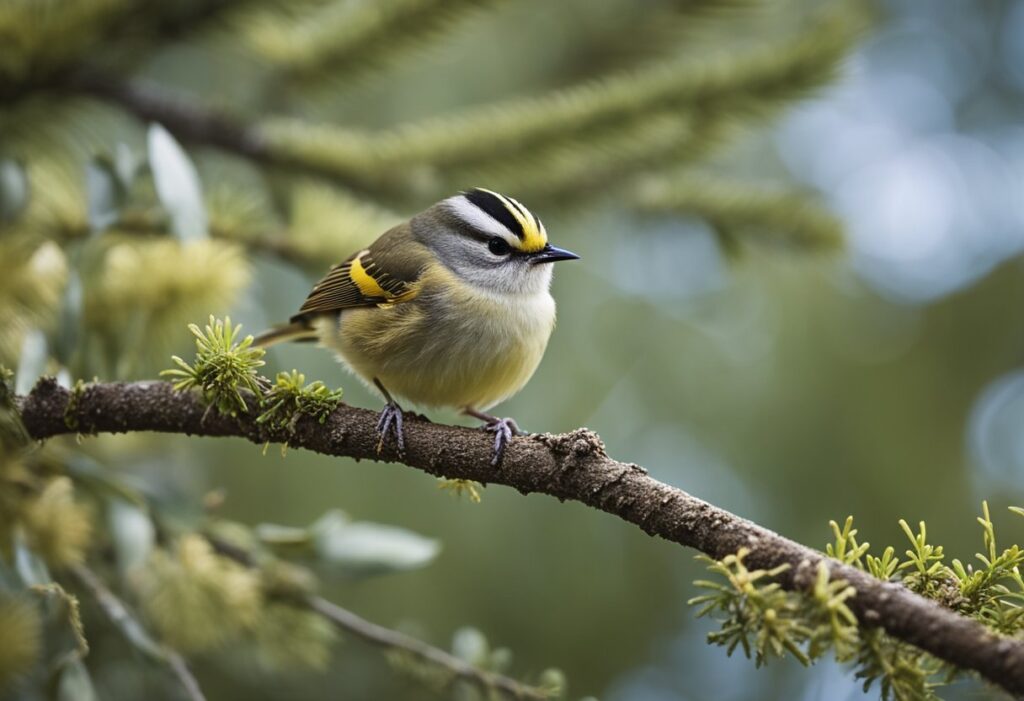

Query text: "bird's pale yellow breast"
[317, 262, 555, 410]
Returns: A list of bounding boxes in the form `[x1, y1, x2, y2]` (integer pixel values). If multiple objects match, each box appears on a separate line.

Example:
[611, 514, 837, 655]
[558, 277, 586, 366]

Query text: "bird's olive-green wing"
[293, 223, 426, 320]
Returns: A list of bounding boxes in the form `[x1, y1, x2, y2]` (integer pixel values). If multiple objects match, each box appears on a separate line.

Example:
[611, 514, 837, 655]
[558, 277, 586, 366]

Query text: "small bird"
[255, 188, 579, 464]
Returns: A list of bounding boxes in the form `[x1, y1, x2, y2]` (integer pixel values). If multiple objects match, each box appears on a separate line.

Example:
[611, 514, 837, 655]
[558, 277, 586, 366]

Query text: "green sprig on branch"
[161, 316, 267, 416]
[690, 504, 1024, 700]
[257, 370, 344, 433]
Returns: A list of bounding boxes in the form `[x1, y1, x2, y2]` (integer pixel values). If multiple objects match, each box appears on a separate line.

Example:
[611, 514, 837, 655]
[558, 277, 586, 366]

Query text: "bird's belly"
[322, 292, 555, 410]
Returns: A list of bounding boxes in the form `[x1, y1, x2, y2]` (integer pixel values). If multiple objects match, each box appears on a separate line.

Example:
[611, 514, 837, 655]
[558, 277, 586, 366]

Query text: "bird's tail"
[253, 319, 319, 348]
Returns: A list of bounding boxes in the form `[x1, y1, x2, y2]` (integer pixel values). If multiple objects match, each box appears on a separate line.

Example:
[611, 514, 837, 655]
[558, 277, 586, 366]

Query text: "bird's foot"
[374, 379, 406, 457]
[464, 409, 523, 466]
[375, 401, 405, 456]
[485, 417, 522, 466]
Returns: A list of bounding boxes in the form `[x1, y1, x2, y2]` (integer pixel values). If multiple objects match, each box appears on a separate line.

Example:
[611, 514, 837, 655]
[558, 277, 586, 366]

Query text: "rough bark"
[17, 378, 1024, 696]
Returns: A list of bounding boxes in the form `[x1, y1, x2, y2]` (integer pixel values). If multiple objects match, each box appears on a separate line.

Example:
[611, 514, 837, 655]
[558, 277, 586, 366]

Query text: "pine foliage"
[692, 506, 1024, 700]
[259, 1, 867, 197]
[239, 0, 500, 83]
[634, 173, 844, 253]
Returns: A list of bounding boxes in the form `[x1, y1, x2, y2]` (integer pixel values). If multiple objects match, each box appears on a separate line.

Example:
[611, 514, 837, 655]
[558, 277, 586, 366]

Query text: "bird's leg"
[464, 407, 523, 466]
[373, 378, 405, 457]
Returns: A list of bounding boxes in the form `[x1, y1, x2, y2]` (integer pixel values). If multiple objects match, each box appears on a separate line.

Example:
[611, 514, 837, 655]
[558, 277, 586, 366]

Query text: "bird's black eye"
[487, 237, 511, 256]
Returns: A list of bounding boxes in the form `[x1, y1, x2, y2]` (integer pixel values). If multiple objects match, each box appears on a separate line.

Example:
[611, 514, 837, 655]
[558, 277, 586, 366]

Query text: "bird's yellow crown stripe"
[480, 188, 548, 253]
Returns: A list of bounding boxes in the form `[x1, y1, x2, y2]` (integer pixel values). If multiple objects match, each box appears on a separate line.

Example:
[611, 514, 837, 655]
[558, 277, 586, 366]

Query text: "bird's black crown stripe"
[464, 189, 524, 239]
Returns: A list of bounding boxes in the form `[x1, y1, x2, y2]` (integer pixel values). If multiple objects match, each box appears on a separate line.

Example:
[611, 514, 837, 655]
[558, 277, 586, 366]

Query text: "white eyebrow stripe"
[444, 195, 518, 244]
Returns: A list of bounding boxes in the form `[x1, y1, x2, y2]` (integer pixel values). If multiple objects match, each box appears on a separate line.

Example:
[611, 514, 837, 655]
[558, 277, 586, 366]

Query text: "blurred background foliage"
[1, 0, 1023, 699]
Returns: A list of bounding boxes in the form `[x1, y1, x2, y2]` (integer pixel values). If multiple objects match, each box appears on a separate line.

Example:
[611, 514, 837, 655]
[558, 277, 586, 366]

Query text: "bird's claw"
[484, 417, 521, 466]
[375, 401, 405, 457]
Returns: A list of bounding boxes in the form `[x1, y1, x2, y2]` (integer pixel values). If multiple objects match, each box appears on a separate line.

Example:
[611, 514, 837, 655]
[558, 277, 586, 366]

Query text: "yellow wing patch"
[295, 248, 418, 318]
[356, 252, 420, 305]
[349, 254, 389, 298]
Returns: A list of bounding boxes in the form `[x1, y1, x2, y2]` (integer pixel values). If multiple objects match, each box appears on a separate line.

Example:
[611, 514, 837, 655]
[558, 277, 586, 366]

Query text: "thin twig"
[307, 595, 550, 700]
[62, 71, 381, 197]
[68, 563, 207, 701]
[200, 532, 548, 699]
[18, 378, 1024, 697]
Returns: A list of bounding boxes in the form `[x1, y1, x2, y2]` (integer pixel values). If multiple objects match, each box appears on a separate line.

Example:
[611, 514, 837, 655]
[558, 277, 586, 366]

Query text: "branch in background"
[0, 0, 256, 102]
[60, 71, 383, 198]
[16, 378, 1024, 698]
[204, 532, 550, 700]
[65, 71, 268, 166]
[307, 596, 549, 700]
[633, 173, 844, 254]
[449, 112, 697, 205]
[67, 563, 206, 701]
[255, 0, 865, 190]
[61, 1, 867, 200]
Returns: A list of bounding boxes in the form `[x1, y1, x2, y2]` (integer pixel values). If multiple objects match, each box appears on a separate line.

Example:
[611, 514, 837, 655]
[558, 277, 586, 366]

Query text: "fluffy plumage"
[322, 259, 554, 409]
[256, 188, 575, 413]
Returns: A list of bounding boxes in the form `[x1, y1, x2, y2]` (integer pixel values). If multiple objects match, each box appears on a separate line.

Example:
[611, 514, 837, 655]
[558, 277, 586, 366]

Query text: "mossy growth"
[249, 603, 337, 672]
[134, 534, 262, 653]
[0, 365, 30, 453]
[689, 550, 854, 667]
[23, 476, 93, 568]
[0, 593, 42, 690]
[257, 369, 343, 435]
[0, 365, 12, 403]
[690, 503, 1024, 701]
[164, 319, 352, 449]
[62, 378, 88, 432]
[161, 316, 267, 416]
[437, 478, 483, 503]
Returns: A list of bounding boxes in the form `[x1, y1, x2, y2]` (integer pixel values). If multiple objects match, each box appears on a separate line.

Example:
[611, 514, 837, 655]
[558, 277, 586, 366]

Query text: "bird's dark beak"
[529, 244, 580, 265]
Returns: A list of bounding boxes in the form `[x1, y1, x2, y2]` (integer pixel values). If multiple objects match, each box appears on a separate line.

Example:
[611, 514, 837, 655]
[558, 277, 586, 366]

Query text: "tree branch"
[67, 563, 207, 701]
[203, 532, 549, 699]
[18, 378, 1024, 697]
[65, 71, 269, 164]
[61, 71, 380, 196]
[306, 595, 549, 700]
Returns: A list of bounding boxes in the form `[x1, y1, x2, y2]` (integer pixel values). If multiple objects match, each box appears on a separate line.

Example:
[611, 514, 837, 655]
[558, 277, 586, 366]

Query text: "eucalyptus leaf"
[13, 532, 51, 587]
[108, 500, 155, 574]
[55, 368, 71, 389]
[451, 627, 488, 665]
[85, 158, 124, 233]
[309, 508, 350, 534]
[57, 660, 99, 701]
[0, 158, 28, 222]
[490, 647, 513, 673]
[0, 554, 22, 590]
[256, 522, 313, 547]
[147, 123, 208, 241]
[114, 142, 141, 189]
[311, 510, 440, 575]
[53, 270, 83, 367]
[538, 668, 568, 696]
[15, 329, 47, 396]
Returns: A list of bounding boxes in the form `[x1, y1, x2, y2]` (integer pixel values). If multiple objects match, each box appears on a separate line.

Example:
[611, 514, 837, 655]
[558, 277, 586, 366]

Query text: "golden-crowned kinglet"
[256, 188, 579, 463]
